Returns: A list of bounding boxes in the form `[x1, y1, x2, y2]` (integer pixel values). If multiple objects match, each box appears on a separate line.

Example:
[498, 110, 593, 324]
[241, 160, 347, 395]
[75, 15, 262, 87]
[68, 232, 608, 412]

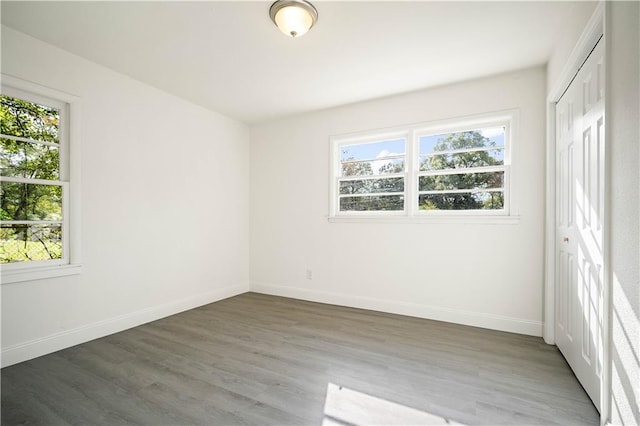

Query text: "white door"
[555, 38, 605, 412]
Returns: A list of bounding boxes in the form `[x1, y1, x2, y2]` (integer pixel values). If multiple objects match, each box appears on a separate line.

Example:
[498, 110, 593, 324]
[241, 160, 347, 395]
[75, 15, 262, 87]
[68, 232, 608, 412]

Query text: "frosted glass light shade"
[270, 0, 318, 38]
[275, 6, 312, 37]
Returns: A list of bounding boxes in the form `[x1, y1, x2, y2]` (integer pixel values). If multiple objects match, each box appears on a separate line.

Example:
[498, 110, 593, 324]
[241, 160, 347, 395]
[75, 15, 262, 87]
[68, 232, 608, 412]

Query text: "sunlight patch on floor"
[323, 382, 464, 426]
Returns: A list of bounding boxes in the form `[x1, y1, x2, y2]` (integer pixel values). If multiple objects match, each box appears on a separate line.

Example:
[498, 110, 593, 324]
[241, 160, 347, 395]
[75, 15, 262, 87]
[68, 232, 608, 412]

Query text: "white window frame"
[1, 75, 82, 284]
[329, 110, 520, 224]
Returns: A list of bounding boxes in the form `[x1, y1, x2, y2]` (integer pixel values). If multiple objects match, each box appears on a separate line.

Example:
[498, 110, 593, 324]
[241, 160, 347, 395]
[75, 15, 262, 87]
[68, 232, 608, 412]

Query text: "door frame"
[544, 2, 609, 422]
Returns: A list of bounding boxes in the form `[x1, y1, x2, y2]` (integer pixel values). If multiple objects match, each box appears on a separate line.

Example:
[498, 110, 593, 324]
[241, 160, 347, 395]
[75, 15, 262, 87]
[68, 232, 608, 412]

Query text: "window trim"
[1, 75, 82, 284]
[329, 110, 520, 223]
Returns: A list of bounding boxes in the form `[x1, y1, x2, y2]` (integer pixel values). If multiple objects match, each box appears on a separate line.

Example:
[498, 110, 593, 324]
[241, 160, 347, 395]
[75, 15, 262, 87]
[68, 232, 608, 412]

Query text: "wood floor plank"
[1, 292, 599, 425]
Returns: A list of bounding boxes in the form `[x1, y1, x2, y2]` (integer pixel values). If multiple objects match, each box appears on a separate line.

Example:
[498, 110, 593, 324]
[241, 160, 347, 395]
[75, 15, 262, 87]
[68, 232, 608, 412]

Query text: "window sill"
[328, 215, 521, 225]
[2, 264, 82, 285]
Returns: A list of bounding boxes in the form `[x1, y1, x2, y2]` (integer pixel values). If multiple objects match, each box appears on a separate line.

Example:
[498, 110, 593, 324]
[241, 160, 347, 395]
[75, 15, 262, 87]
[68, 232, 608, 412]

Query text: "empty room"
[1, 1, 638, 425]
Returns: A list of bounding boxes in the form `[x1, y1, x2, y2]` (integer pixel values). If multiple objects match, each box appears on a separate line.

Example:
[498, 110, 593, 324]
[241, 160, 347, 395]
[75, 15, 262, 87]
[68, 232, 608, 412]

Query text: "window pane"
[340, 195, 404, 211]
[340, 138, 405, 162]
[419, 149, 504, 171]
[0, 95, 59, 143]
[419, 171, 504, 191]
[419, 128, 504, 155]
[0, 224, 62, 263]
[418, 192, 504, 210]
[340, 177, 404, 195]
[0, 182, 62, 221]
[342, 158, 404, 177]
[0, 138, 60, 180]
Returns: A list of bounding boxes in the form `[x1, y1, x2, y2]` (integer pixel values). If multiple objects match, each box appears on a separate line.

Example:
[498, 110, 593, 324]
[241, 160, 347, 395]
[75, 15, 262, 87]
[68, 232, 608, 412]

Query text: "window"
[417, 126, 507, 212]
[1, 79, 80, 282]
[336, 134, 407, 213]
[330, 112, 515, 220]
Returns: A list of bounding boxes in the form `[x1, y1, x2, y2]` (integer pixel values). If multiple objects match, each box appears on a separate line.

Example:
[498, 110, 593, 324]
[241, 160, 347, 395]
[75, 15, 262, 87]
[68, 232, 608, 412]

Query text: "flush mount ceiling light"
[269, 0, 318, 38]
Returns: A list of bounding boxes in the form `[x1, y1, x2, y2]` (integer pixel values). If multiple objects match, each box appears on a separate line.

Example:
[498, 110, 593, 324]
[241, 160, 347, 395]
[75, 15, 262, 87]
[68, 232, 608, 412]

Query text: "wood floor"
[2, 293, 599, 425]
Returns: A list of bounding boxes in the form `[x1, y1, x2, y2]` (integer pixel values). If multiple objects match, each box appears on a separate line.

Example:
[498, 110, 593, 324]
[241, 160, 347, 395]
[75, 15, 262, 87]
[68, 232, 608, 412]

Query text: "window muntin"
[331, 114, 513, 217]
[0, 90, 69, 266]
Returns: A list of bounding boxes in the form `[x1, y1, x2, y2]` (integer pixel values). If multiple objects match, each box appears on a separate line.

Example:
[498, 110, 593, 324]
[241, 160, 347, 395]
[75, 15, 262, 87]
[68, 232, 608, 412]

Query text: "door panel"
[555, 37, 604, 412]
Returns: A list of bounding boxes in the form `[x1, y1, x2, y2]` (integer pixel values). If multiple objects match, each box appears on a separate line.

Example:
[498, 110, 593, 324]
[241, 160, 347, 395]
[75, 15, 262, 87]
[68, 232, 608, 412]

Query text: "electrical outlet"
[306, 269, 313, 280]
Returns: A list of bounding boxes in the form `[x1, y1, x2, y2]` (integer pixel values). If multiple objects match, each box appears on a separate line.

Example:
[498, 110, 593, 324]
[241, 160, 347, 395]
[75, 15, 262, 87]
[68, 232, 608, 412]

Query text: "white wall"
[606, 2, 639, 424]
[546, 1, 598, 94]
[1, 27, 250, 367]
[250, 67, 546, 336]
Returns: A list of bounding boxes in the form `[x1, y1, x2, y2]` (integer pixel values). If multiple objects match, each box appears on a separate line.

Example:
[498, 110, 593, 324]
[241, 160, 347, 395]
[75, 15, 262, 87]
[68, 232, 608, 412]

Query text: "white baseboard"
[1, 282, 249, 368]
[251, 282, 543, 337]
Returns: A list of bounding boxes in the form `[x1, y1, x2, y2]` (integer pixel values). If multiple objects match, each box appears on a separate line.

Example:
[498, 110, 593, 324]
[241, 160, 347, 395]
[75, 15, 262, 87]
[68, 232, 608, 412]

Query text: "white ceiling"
[2, 1, 594, 124]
